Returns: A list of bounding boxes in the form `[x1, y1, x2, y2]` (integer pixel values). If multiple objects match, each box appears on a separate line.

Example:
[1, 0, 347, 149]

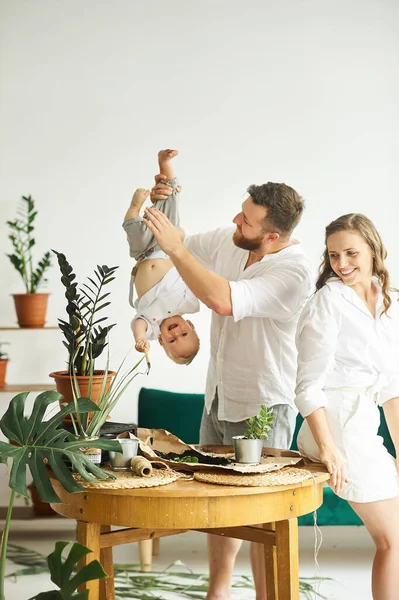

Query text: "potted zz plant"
[50, 249, 146, 461]
[6, 195, 52, 327]
[232, 405, 274, 464]
[0, 342, 10, 389]
[50, 250, 119, 409]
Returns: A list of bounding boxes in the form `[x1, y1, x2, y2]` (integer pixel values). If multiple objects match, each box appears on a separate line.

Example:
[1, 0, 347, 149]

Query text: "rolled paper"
[130, 455, 153, 477]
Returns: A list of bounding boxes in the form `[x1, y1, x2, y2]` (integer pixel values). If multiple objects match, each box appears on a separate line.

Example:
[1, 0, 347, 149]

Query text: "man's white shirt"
[185, 227, 313, 422]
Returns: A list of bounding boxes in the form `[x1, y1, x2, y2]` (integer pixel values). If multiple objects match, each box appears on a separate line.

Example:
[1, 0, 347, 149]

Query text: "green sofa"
[138, 387, 395, 526]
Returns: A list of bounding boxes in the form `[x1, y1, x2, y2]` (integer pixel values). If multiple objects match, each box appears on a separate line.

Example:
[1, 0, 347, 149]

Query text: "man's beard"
[232, 228, 264, 251]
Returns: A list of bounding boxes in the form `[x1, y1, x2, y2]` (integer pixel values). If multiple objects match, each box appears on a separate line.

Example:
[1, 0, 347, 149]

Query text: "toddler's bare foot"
[126, 188, 150, 219]
[158, 149, 178, 168]
[131, 188, 150, 210]
[158, 149, 178, 183]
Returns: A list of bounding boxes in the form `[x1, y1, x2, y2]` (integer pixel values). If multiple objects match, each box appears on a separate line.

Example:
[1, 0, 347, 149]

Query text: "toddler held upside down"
[123, 149, 200, 365]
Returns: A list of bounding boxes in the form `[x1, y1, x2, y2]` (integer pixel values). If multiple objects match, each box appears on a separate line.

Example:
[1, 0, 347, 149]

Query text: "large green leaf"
[0, 391, 122, 503]
[28, 541, 107, 600]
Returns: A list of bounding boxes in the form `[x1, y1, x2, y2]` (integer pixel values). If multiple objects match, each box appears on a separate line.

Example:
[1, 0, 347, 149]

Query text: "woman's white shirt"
[295, 278, 399, 417]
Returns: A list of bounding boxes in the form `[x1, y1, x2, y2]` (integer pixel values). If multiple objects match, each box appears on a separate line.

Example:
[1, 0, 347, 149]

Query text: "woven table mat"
[193, 467, 313, 487]
[73, 468, 179, 489]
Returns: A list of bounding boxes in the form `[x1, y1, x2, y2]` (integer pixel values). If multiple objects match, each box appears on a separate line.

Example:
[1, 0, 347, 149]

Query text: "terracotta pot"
[49, 370, 117, 417]
[0, 360, 8, 388]
[12, 293, 49, 328]
[28, 483, 56, 516]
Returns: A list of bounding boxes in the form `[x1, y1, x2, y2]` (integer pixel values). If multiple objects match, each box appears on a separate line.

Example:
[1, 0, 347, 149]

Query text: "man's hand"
[150, 174, 179, 202]
[143, 207, 184, 257]
[135, 339, 150, 353]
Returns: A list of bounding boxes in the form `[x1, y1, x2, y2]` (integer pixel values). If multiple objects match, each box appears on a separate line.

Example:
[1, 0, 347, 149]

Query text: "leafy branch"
[244, 405, 274, 440]
[6, 195, 52, 293]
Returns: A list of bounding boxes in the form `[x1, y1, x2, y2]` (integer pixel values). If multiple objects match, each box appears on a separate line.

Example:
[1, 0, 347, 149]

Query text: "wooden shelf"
[0, 326, 59, 330]
[0, 384, 56, 393]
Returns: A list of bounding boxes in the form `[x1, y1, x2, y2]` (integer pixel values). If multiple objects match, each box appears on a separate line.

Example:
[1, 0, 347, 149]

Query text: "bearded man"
[144, 178, 312, 600]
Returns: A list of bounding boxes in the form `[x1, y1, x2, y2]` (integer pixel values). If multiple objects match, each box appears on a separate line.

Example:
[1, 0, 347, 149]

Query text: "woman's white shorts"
[297, 388, 399, 503]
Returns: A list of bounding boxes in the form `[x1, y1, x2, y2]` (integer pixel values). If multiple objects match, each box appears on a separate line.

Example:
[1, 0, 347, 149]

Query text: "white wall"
[1, 0, 398, 502]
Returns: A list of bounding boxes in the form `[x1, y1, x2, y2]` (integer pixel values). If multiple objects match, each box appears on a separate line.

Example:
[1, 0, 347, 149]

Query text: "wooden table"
[51, 468, 328, 600]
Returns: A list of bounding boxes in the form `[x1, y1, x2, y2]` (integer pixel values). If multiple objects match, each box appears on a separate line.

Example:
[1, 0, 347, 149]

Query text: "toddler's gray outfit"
[123, 178, 180, 308]
[123, 177, 180, 261]
[122, 178, 200, 340]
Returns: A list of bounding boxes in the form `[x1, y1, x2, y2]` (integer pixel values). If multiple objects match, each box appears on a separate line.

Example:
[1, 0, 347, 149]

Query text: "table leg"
[139, 539, 153, 572]
[100, 525, 115, 600]
[152, 537, 160, 556]
[263, 522, 278, 600]
[275, 518, 299, 600]
[76, 521, 102, 600]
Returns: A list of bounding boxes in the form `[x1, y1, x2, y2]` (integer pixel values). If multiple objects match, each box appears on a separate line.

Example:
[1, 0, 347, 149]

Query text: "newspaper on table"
[135, 427, 304, 474]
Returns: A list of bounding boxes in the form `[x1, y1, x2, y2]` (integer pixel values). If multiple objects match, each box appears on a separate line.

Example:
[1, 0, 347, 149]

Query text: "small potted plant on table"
[0, 342, 10, 388]
[232, 405, 274, 464]
[6, 195, 52, 327]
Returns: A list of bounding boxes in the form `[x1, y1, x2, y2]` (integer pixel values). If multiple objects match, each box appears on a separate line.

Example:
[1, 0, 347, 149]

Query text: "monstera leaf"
[28, 541, 107, 600]
[0, 391, 122, 503]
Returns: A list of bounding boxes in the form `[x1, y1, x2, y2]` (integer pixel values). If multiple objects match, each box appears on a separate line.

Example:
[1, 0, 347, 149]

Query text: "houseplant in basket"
[232, 405, 274, 464]
[0, 389, 122, 600]
[50, 250, 118, 409]
[0, 342, 10, 389]
[6, 195, 52, 327]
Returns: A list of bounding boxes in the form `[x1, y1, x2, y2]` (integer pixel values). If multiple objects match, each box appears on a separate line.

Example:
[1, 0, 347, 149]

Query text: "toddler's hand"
[135, 339, 150, 353]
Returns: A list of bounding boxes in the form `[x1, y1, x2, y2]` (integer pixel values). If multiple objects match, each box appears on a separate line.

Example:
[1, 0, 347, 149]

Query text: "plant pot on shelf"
[12, 293, 49, 328]
[0, 360, 9, 388]
[27, 483, 56, 516]
[49, 370, 117, 415]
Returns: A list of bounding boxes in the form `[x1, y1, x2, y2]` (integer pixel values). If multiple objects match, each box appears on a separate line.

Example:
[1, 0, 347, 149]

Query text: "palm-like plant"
[69, 352, 145, 440]
[52, 250, 118, 376]
[6, 195, 51, 293]
[0, 390, 122, 600]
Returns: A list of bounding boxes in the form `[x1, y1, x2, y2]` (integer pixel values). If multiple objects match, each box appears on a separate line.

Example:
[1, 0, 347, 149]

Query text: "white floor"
[4, 520, 375, 599]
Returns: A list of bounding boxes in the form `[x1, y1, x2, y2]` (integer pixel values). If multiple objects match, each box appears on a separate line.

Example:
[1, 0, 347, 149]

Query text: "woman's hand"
[319, 446, 348, 495]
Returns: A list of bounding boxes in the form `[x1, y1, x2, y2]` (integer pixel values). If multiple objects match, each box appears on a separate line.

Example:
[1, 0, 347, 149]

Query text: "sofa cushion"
[138, 387, 204, 444]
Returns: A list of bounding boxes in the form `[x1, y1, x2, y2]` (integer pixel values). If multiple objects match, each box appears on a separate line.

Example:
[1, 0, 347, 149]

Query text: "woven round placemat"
[193, 467, 313, 487]
[73, 467, 179, 489]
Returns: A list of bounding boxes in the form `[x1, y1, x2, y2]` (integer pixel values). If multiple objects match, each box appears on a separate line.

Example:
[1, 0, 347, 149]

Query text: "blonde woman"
[295, 213, 399, 600]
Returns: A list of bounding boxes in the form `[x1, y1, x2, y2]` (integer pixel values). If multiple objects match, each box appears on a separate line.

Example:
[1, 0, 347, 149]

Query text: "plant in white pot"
[6, 195, 52, 327]
[232, 405, 274, 464]
[50, 250, 119, 410]
[0, 342, 10, 389]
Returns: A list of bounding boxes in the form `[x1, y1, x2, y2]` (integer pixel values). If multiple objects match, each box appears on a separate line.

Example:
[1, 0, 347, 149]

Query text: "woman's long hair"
[316, 213, 393, 316]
